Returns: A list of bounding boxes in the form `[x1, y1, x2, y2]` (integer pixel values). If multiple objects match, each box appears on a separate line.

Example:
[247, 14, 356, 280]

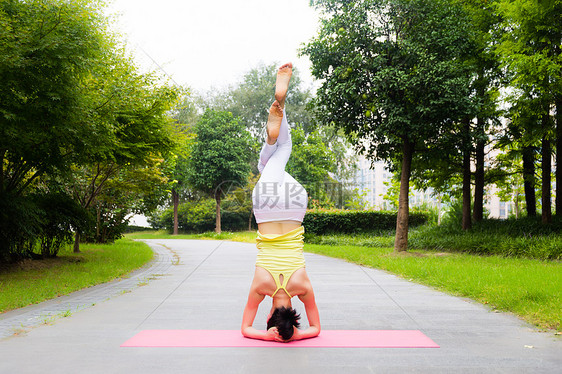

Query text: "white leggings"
[257, 109, 292, 184]
[252, 109, 308, 223]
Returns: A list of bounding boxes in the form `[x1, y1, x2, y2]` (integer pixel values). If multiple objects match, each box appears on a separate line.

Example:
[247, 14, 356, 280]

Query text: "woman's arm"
[241, 289, 280, 341]
[293, 288, 321, 340]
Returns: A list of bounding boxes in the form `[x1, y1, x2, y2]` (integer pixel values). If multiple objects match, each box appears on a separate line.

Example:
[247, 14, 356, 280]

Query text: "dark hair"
[267, 306, 301, 341]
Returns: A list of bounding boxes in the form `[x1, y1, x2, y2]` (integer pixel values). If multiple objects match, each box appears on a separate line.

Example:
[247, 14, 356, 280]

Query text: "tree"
[168, 94, 199, 235]
[0, 0, 113, 259]
[375, 0, 503, 231]
[0, 0, 108, 197]
[287, 125, 338, 207]
[0, 0, 182, 258]
[187, 110, 252, 233]
[68, 47, 181, 251]
[73, 154, 172, 244]
[456, 0, 504, 223]
[303, 0, 475, 251]
[496, 0, 562, 223]
[496, 99, 543, 217]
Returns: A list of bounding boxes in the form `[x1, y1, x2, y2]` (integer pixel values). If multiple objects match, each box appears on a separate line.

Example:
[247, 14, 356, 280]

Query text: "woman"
[241, 63, 321, 342]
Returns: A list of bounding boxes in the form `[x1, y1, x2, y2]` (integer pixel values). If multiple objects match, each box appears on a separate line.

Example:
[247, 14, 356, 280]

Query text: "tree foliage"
[495, 0, 562, 222]
[0, 0, 182, 260]
[287, 125, 337, 206]
[187, 110, 253, 233]
[0, 0, 108, 196]
[67, 50, 182, 250]
[303, 0, 476, 250]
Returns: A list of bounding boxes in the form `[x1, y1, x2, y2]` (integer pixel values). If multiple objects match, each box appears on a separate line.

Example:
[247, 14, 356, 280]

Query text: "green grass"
[128, 229, 562, 331]
[0, 238, 154, 313]
[304, 243, 561, 331]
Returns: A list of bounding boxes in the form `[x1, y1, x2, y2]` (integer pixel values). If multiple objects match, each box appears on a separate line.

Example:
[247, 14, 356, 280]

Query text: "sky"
[106, 0, 322, 93]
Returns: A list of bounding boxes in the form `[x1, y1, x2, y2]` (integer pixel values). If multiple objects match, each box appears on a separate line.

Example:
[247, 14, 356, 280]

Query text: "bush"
[303, 209, 429, 235]
[81, 204, 129, 244]
[35, 193, 90, 256]
[0, 192, 89, 262]
[409, 216, 562, 260]
[152, 198, 255, 233]
[125, 225, 153, 233]
[0, 193, 43, 262]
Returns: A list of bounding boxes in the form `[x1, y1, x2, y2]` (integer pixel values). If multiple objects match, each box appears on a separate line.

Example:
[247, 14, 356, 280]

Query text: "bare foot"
[266, 101, 284, 144]
[275, 62, 292, 108]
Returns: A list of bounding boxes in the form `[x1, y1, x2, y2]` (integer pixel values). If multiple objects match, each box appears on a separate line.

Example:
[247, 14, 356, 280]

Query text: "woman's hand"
[265, 327, 280, 341]
[272, 326, 301, 343]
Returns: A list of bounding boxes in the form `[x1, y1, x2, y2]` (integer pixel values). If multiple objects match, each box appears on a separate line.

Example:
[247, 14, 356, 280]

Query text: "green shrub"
[125, 225, 153, 233]
[302, 215, 561, 260]
[303, 209, 428, 235]
[81, 205, 129, 244]
[408, 217, 562, 260]
[0, 193, 43, 262]
[36, 193, 90, 256]
[152, 198, 255, 233]
[0, 192, 89, 262]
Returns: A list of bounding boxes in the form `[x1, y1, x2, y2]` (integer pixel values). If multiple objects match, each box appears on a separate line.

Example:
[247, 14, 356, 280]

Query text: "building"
[354, 156, 439, 211]
[353, 155, 520, 219]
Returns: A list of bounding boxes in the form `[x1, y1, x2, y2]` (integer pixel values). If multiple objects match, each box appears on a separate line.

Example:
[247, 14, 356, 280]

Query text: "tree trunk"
[73, 232, 81, 253]
[514, 191, 520, 219]
[172, 189, 179, 235]
[462, 145, 472, 230]
[96, 204, 101, 242]
[473, 116, 485, 222]
[461, 117, 472, 230]
[248, 211, 253, 231]
[215, 191, 221, 234]
[541, 133, 552, 224]
[522, 146, 537, 216]
[394, 139, 413, 252]
[554, 97, 562, 217]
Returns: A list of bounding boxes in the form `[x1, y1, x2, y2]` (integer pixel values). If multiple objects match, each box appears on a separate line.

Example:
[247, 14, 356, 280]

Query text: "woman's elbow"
[241, 325, 251, 338]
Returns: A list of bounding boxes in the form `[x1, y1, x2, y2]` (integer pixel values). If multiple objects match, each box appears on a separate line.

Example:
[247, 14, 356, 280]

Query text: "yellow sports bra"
[255, 226, 305, 298]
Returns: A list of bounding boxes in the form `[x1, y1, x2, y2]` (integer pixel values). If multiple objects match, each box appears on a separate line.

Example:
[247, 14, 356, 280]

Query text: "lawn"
[0, 238, 154, 313]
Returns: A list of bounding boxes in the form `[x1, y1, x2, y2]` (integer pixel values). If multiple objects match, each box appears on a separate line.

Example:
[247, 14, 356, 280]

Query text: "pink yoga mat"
[121, 330, 439, 348]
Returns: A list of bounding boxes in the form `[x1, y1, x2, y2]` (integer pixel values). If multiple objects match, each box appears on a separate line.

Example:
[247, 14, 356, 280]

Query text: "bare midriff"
[257, 220, 301, 235]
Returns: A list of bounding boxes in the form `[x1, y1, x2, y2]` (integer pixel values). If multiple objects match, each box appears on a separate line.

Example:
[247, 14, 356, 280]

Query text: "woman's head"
[267, 306, 301, 341]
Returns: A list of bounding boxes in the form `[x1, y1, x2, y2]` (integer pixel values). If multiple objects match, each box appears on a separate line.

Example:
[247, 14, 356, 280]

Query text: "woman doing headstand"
[241, 63, 321, 342]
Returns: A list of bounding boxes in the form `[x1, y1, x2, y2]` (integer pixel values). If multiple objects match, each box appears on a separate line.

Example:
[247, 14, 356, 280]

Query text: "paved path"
[0, 239, 560, 373]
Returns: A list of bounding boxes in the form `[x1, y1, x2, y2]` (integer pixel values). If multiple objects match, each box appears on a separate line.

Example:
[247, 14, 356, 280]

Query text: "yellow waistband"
[256, 225, 305, 242]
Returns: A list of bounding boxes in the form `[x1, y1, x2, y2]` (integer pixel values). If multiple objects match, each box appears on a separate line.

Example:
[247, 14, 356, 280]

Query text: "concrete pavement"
[0, 239, 560, 373]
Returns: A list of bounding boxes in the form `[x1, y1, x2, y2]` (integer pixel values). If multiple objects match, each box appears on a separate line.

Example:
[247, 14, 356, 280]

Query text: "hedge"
[303, 209, 428, 235]
[408, 216, 562, 260]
